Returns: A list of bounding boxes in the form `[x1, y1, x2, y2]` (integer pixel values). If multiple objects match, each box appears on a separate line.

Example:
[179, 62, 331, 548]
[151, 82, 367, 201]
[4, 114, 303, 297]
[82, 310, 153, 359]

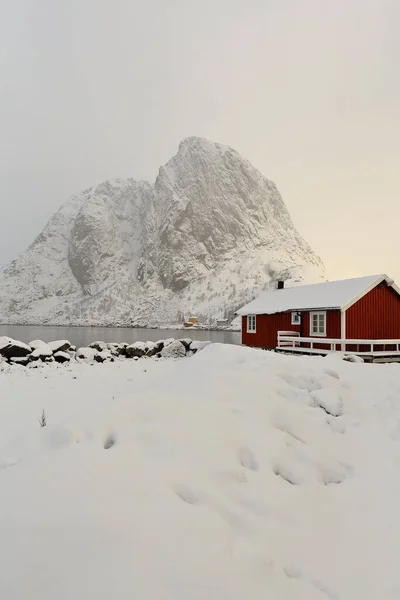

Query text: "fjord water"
[0, 325, 241, 348]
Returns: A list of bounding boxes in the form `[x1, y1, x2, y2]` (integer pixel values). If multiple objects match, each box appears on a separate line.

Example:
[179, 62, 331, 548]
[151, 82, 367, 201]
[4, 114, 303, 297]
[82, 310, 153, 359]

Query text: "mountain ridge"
[0, 137, 325, 326]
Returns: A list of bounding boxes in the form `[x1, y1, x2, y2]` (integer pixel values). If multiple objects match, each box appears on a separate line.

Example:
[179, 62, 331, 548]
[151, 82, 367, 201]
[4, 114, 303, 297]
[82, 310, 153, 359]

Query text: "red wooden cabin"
[237, 274, 400, 357]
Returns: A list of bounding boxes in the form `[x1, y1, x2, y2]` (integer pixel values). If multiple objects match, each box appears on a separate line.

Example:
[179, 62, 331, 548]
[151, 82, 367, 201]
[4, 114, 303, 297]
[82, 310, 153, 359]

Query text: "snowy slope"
[0, 138, 324, 325]
[0, 344, 400, 599]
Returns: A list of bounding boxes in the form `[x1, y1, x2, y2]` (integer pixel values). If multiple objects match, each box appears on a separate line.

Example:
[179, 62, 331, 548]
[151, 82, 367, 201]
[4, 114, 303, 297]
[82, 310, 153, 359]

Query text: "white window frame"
[247, 315, 256, 333]
[291, 312, 301, 325]
[310, 311, 327, 337]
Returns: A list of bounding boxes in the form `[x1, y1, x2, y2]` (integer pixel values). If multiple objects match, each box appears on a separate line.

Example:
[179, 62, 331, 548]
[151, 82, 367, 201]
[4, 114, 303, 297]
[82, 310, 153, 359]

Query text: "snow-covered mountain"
[0, 137, 324, 326]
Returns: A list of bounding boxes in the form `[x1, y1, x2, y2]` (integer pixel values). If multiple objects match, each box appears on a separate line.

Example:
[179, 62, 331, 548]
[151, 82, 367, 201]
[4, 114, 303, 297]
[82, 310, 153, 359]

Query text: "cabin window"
[291, 312, 301, 325]
[310, 311, 326, 336]
[247, 315, 256, 333]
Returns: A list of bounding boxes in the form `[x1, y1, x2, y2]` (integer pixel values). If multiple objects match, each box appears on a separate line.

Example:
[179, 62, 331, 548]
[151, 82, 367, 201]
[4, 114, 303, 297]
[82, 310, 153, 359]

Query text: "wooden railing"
[277, 332, 400, 356]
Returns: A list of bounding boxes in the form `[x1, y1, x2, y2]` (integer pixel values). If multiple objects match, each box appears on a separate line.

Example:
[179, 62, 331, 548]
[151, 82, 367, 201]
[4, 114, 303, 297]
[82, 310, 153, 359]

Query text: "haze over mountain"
[0, 138, 324, 326]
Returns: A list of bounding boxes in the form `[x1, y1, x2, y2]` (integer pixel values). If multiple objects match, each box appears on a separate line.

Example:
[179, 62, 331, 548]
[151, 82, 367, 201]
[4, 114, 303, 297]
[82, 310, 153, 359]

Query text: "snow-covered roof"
[236, 274, 399, 316]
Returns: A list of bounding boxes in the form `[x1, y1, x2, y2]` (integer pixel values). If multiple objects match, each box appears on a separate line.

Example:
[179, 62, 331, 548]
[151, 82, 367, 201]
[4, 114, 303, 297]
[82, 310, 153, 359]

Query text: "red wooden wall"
[241, 310, 341, 349]
[346, 284, 400, 339]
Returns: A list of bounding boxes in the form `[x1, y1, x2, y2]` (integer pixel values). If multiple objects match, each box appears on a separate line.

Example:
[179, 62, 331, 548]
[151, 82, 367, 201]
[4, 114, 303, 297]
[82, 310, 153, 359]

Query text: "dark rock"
[54, 351, 71, 363]
[89, 341, 108, 352]
[126, 342, 146, 358]
[0, 337, 32, 359]
[179, 338, 192, 350]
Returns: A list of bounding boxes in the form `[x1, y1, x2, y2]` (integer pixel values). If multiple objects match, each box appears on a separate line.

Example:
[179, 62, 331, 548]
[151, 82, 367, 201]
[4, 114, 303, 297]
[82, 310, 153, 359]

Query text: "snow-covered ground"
[0, 344, 400, 599]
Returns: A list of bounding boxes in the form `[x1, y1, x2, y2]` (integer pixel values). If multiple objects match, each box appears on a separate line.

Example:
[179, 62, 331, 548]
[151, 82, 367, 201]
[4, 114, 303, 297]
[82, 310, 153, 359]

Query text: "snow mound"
[0, 344, 398, 598]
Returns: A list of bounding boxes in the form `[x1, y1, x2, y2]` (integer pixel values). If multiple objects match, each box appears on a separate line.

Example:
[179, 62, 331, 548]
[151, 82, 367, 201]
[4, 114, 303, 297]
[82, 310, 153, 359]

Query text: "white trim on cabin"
[247, 315, 256, 333]
[342, 274, 400, 311]
[310, 311, 327, 337]
[291, 312, 301, 325]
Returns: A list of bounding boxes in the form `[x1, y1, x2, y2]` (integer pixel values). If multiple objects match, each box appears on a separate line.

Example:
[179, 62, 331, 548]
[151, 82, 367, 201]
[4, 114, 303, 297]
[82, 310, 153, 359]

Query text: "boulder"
[76, 347, 98, 361]
[107, 343, 120, 356]
[48, 340, 71, 353]
[116, 342, 128, 357]
[89, 341, 108, 352]
[154, 340, 165, 353]
[179, 338, 192, 350]
[144, 341, 157, 356]
[95, 350, 114, 363]
[0, 337, 32, 359]
[160, 340, 186, 358]
[126, 342, 146, 358]
[54, 351, 71, 363]
[29, 340, 48, 350]
[30, 344, 53, 361]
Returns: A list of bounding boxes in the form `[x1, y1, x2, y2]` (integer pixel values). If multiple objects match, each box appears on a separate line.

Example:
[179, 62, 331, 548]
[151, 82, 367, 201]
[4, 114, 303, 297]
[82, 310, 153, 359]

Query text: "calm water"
[0, 325, 241, 348]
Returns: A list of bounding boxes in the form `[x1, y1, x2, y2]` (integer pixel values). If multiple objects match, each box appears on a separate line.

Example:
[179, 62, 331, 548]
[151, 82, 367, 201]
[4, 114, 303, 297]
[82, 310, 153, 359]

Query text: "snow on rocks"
[29, 339, 48, 350]
[53, 351, 71, 363]
[0, 337, 32, 358]
[30, 343, 53, 361]
[76, 347, 99, 361]
[47, 340, 71, 353]
[126, 341, 147, 358]
[160, 339, 186, 358]
[0, 336, 210, 367]
[89, 341, 108, 352]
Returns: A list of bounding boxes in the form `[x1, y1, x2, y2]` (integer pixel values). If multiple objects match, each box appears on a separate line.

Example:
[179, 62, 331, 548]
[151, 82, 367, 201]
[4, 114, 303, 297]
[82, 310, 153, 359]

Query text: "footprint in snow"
[238, 446, 259, 471]
[104, 434, 116, 449]
[173, 484, 202, 505]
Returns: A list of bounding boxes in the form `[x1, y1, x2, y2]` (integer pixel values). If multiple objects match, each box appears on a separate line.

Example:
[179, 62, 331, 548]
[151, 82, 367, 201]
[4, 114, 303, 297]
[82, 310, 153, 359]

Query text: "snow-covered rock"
[53, 351, 71, 363]
[29, 340, 48, 350]
[125, 342, 147, 358]
[30, 344, 53, 360]
[76, 347, 98, 361]
[48, 340, 71, 353]
[89, 341, 108, 352]
[0, 137, 324, 326]
[160, 340, 186, 358]
[0, 337, 32, 358]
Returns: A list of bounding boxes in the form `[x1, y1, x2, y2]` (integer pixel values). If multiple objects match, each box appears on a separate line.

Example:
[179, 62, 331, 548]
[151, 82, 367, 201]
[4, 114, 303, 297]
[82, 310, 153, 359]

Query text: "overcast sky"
[1, 0, 399, 282]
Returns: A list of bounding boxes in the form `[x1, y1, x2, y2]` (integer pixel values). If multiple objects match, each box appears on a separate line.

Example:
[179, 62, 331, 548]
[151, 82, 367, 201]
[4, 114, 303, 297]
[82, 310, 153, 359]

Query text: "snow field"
[0, 344, 400, 599]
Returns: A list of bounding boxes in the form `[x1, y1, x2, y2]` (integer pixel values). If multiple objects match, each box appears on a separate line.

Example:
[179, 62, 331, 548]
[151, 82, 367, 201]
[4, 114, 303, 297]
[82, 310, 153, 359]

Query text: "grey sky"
[1, 0, 399, 282]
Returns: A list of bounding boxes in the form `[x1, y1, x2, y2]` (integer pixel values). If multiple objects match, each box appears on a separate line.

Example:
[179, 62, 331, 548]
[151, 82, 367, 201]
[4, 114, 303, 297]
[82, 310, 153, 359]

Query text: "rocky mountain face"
[0, 137, 325, 326]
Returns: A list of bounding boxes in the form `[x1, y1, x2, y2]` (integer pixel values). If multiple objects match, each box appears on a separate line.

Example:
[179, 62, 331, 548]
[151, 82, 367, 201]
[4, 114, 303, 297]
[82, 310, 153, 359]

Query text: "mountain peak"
[177, 136, 235, 159]
[0, 140, 324, 325]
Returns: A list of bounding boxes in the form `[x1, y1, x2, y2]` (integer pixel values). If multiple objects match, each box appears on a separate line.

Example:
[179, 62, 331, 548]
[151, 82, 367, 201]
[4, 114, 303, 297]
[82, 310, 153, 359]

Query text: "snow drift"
[0, 137, 324, 326]
[0, 344, 399, 599]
